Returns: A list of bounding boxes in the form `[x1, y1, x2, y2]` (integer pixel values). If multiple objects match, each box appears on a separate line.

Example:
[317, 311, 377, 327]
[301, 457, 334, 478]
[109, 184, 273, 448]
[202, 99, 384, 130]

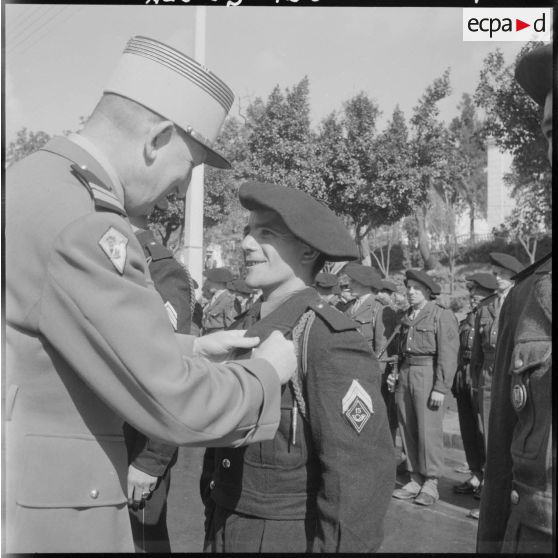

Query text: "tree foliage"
[6, 127, 51, 166]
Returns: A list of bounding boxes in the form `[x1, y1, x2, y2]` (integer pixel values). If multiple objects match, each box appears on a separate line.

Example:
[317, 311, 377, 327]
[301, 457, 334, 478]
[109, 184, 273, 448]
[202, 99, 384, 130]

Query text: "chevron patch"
[98, 226, 128, 274]
[165, 301, 178, 331]
[342, 380, 373, 433]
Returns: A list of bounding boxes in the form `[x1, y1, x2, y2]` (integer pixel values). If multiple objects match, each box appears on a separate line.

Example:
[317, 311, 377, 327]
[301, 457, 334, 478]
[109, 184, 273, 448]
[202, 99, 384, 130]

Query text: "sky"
[3, 4, 535, 144]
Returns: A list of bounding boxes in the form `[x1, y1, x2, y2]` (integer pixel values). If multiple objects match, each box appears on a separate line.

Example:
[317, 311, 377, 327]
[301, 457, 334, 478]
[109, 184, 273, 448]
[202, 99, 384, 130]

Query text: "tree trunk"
[469, 202, 475, 241]
[357, 225, 371, 265]
[415, 206, 438, 270]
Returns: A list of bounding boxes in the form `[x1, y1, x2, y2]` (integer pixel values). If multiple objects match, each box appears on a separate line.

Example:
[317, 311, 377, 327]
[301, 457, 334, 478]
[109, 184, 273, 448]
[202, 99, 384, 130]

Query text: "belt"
[401, 355, 435, 365]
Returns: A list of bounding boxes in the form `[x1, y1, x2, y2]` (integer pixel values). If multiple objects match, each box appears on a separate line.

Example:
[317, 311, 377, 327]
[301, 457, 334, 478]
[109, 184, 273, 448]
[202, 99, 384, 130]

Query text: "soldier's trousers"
[455, 385, 485, 475]
[478, 366, 494, 453]
[395, 362, 445, 479]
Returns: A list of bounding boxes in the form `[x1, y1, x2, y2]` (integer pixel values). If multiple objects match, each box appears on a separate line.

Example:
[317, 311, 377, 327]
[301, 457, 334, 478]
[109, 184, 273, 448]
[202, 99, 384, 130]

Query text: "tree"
[474, 43, 551, 227]
[6, 128, 51, 166]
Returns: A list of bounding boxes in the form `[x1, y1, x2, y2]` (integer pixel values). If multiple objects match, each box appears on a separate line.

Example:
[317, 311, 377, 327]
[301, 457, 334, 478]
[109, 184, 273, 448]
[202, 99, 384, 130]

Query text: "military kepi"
[515, 44, 553, 107]
[239, 182, 359, 262]
[404, 269, 438, 293]
[105, 36, 234, 169]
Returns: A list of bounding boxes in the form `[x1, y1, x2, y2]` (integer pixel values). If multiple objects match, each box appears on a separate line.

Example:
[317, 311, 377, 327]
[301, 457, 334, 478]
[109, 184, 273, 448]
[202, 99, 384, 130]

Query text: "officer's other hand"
[252, 330, 296, 385]
[428, 390, 445, 409]
[386, 372, 398, 392]
[127, 464, 158, 510]
[194, 330, 260, 361]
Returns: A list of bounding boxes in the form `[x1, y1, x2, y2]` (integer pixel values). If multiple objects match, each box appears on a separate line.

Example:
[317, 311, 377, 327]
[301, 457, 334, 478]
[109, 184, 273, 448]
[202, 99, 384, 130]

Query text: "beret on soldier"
[515, 44, 553, 107]
[343, 263, 383, 289]
[239, 182, 359, 262]
[315, 273, 339, 289]
[228, 278, 254, 294]
[205, 267, 234, 283]
[405, 269, 437, 293]
[380, 280, 398, 293]
[465, 273, 498, 292]
[489, 252, 523, 274]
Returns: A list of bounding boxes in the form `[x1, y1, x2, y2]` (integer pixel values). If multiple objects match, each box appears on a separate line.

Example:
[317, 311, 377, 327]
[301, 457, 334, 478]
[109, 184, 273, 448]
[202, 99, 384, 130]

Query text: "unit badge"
[99, 227, 128, 274]
[165, 301, 178, 331]
[342, 380, 373, 434]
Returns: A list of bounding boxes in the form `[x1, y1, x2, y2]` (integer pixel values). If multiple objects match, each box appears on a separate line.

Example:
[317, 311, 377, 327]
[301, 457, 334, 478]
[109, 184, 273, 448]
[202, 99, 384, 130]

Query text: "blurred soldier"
[335, 274, 355, 312]
[202, 268, 237, 334]
[451, 274, 497, 513]
[5, 35, 296, 553]
[201, 183, 394, 553]
[228, 277, 257, 316]
[391, 269, 459, 506]
[478, 43, 552, 554]
[314, 272, 342, 306]
[377, 279, 398, 307]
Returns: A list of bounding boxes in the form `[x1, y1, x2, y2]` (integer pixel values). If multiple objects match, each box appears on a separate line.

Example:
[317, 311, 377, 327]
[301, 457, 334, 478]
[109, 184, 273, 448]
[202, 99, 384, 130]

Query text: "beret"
[205, 267, 235, 283]
[228, 278, 254, 294]
[404, 269, 437, 293]
[465, 273, 498, 292]
[343, 263, 383, 289]
[489, 252, 523, 274]
[315, 273, 339, 289]
[379, 280, 398, 293]
[515, 44, 553, 107]
[239, 182, 359, 262]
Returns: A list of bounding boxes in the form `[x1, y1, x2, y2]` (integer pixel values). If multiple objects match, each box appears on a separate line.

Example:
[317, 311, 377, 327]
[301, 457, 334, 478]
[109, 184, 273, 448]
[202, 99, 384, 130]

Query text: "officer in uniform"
[201, 182, 395, 553]
[471, 252, 523, 469]
[451, 273, 497, 505]
[202, 268, 237, 334]
[477, 43, 552, 554]
[314, 272, 342, 306]
[5, 35, 296, 553]
[391, 269, 459, 506]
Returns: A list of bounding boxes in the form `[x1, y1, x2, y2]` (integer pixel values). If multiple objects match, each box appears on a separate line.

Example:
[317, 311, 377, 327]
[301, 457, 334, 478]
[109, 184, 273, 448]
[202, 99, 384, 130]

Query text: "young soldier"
[314, 272, 342, 307]
[391, 269, 459, 506]
[201, 182, 395, 553]
[477, 43, 552, 554]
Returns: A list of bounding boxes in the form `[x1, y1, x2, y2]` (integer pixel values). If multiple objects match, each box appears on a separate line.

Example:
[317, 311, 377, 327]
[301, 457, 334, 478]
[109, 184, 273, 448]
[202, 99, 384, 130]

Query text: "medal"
[511, 381, 527, 411]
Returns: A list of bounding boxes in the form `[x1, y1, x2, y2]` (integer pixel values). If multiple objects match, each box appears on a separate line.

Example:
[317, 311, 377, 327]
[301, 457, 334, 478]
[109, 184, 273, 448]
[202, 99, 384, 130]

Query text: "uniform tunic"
[477, 256, 552, 553]
[451, 309, 485, 476]
[202, 289, 238, 334]
[470, 293, 500, 451]
[202, 288, 395, 553]
[395, 301, 459, 479]
[5, 136, 281, 553]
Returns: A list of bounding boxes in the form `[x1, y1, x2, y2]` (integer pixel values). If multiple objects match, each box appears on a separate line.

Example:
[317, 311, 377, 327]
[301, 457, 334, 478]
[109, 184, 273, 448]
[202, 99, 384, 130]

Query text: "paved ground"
[166, 397, 479, 553]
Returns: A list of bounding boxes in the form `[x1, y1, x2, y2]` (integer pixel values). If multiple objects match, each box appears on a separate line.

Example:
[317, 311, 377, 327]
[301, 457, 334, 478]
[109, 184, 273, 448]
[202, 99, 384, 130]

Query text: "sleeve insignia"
[164, 301, 178, 331]
[342, 379, 374, 433]
[98, 226, 128, 274]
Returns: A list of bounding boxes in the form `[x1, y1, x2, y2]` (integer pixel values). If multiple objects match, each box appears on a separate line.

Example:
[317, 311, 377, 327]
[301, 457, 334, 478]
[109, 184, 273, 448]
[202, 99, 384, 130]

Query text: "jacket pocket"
[509, 340, 552, 460]
[16, 433, 128, 508]
[413, 322, 436, 352]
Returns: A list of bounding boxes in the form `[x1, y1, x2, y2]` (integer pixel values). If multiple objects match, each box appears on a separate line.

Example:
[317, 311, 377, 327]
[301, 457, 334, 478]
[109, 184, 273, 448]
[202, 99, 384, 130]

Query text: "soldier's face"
[406, 279, 429, 306]
[492, 266, 514, 292]
[242, 209, 308, 299]
[542, 92, 552, 165]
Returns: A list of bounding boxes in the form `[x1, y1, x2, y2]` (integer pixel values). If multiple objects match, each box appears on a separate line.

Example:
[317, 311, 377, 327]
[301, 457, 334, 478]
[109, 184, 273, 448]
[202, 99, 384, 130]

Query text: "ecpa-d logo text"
[463, 8, 552, 42]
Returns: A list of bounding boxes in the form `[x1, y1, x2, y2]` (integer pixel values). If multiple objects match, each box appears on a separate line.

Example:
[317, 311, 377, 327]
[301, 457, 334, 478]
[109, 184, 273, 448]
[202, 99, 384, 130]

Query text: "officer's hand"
[193, 330, 260, 361]
[386, 372, 398, 392]
[127, 464, 158, 510]
[252, 330, 296, 385]
[428, 390, 445, 410]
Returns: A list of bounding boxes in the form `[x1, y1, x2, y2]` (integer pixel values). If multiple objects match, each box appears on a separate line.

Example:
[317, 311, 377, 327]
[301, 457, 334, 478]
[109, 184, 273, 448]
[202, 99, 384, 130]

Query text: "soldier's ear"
[144, 120, 174, 162]
[300, 244, 320, 265]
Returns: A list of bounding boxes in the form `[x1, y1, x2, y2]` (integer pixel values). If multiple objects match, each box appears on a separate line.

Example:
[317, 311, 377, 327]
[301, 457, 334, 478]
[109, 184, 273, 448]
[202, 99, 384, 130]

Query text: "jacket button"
[514, 358, 523, 368]
[209, 480, 215, 490]
[510, 490, 519, 505]
[89, 489, 99, 499]
[222, 458, 231, 469]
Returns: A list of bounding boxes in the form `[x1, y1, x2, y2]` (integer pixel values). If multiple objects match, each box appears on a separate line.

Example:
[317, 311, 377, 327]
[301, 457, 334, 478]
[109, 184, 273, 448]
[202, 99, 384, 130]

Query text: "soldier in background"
[202, 268, 237, 334]
[314, 272, 342, 307]
[228, 277, 258, 316]
[477, 43, 552, 554]
[451, 273, 497, 519]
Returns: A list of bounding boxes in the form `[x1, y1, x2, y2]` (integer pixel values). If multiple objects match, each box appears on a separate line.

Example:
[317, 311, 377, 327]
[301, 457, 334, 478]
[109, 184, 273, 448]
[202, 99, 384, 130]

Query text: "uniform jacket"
[201, 288, 395, 553]
[470, 294, 500, 388]
[202, 289, 237, 333]
[4, 136, 281, 553]
[451, 309, 477, 396]
[477, 256, 552, 552]
[397, 301, 459, 394]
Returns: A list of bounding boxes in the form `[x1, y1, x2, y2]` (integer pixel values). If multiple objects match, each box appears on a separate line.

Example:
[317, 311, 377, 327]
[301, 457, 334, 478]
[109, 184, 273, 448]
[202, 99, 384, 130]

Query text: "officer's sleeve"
[305, 320, 395, 552]
[433, 309, 459, 393]
[131, 436, 178, 477]
[38, 212, 280, 447]
[477, 293, 516, 552]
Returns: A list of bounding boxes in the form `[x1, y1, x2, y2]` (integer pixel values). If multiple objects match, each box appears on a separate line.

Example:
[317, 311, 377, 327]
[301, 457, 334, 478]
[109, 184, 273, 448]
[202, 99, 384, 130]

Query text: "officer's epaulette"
[308, 299, 358, 332]
[70, 164, 126, 217]
[512, 251, 552, 282]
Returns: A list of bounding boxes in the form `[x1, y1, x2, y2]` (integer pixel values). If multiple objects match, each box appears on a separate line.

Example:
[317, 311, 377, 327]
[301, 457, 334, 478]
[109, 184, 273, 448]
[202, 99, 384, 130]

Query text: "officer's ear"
[144, 120, 175, 163]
